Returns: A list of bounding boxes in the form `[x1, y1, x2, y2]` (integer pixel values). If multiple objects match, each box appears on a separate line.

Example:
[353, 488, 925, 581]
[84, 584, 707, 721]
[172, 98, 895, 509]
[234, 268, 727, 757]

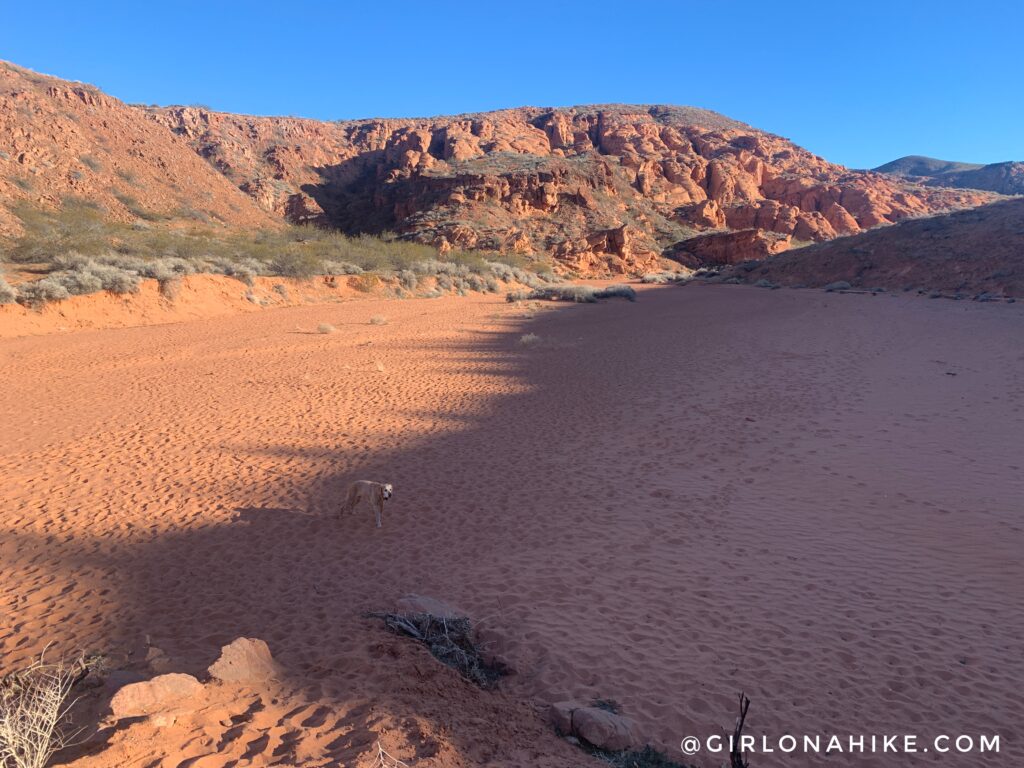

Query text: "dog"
[340, 480, 393, 528]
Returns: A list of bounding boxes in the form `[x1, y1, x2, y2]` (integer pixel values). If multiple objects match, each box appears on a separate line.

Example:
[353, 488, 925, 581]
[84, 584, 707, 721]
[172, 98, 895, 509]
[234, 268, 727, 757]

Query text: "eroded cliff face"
[0, 59, 999, 274]
[147, 104, 995, 273]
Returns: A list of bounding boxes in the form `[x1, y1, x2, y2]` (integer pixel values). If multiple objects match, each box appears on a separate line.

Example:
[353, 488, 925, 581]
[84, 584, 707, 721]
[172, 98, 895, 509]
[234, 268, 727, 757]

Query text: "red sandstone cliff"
[147, 104, 996, 273]
[0, 61, 999, 274]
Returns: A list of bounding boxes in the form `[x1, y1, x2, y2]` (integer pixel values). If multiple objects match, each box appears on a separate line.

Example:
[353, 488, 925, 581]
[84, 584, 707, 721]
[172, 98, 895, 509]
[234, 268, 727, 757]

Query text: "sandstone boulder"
[110, 673, 203, 719]
[207, 638, 283, 684]
[549, 701, 638, 751]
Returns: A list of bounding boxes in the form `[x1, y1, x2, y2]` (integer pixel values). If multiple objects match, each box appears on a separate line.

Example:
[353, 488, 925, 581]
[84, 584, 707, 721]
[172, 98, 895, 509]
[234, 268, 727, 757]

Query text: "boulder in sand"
[550, 700, 638, 751]
[208, 637, 283, 684]
[110, 673, 203, 719]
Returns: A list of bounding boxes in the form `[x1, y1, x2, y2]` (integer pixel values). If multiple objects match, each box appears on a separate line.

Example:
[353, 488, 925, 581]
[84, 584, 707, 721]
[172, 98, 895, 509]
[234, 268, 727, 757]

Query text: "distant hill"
[732, 197, 1024, 297]
[875, 155, 1024, 195]
[874, 155, 984, 176]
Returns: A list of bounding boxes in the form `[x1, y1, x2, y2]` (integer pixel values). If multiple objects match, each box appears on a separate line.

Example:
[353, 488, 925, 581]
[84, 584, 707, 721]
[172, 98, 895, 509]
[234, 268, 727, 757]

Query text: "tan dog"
[340, 480, 393, 528]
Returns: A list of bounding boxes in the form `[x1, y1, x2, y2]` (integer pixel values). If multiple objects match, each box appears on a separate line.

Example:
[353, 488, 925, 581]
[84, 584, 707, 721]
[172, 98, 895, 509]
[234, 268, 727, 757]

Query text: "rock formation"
[0, 59, 1000, 274]
[147, 103, 996, 273]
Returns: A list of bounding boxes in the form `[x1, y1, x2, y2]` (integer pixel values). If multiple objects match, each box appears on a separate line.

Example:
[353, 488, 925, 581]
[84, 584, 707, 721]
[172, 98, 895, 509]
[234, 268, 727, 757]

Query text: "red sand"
[1, 285, 1022, 767]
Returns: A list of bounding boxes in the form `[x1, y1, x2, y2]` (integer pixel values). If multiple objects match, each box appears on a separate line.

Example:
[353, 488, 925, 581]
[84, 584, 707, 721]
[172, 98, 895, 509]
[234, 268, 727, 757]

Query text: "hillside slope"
[875, 155, 1024, 196]
[148, 104, 995, 273]
[732, 197, 1024, 296]
[0, 62, 280, 237]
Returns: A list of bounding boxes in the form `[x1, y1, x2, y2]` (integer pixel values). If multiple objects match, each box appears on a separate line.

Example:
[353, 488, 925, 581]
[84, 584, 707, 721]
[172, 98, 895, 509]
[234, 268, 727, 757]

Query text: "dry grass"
[518, 333, 541, 347]
[317, 323, 337, 334]
[373, 742, 410, 768]
[369, 315, 388, 326]
[0, 651, 88, 768]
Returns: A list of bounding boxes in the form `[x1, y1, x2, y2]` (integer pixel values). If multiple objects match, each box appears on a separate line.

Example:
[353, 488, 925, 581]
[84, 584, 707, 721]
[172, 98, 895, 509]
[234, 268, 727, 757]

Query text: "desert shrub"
[397, 269, 418, 290]
[0, 276, 17, 305]
[317, 323, 336, 334]
[511, 284, 636, 303]
[79, 154, 102, 171]
[207, 257, 266, 286]
[488, 261, 559, 288]
[368, 612, 505, 689]
[594, 284, 637, 301]
[641, 272, 690, 285]
[158, 275, 182, 300]
[272, 283, 289, 300]
[351, 273, 382, 293]
[84, 263, 141, 294]
[422, 289, 443, 299]
[115, 168, 139, 185]
[270, 248, 322, 278]
[484, 277, 500, 293]
[16, 278, 71, 306]
[518, 333, 541, 346]
[0, 652, 86, 768]
[446, 250, 489, 274]
[754, 279, 777, 289]
[15, 260, 141, 306]
[535, 285, 596, 302]
[412, 260, 470, 278]
[322, 261, 364, 275]
[7, 199, 111, 263]
[488, 262, 517, 282]
[3, 201, 557, 293]
[369, 315, 388, 325]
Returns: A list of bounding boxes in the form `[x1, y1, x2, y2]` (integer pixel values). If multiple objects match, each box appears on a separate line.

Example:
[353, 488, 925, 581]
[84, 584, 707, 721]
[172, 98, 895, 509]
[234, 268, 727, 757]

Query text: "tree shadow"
[0, 296, 630, 766]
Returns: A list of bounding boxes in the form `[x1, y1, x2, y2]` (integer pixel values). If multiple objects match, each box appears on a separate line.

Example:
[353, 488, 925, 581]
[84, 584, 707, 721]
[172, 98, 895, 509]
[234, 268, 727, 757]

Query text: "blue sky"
[2, 1, 1021, 168]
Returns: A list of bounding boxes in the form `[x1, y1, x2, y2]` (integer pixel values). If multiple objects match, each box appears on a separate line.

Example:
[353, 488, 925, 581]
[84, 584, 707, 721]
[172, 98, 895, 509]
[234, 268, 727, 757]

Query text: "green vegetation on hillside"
[0, 198, 558, 307]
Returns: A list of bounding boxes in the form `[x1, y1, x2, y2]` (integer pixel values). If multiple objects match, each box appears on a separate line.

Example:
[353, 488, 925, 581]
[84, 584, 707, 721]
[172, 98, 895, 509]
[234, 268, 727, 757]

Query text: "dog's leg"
[340, 486, 356, 518]
[375, 489, 383, 528]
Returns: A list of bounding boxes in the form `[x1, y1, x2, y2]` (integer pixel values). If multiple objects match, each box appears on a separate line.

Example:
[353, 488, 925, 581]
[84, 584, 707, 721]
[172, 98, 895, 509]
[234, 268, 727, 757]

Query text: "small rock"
[110, 673, 203, 719]
[549, 701, 638, 751]
[550, 700, 585, 735]
[145, 646, 175, 674]
[208, 638, 283, 684]
[573, 706, 638, 751]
